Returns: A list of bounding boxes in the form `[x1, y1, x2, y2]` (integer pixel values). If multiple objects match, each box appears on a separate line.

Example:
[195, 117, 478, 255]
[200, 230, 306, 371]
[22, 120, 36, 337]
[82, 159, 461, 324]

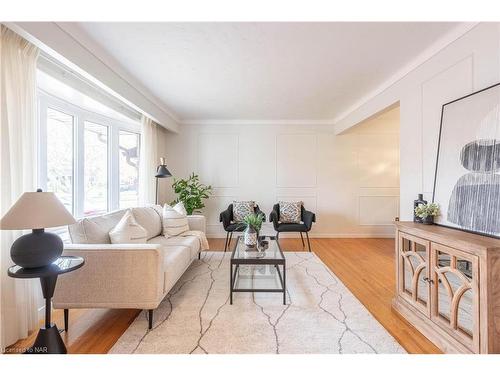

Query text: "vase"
[422, 215, 434, 225]
[413, 194, 427, 223]
[244, 226, 257, 247]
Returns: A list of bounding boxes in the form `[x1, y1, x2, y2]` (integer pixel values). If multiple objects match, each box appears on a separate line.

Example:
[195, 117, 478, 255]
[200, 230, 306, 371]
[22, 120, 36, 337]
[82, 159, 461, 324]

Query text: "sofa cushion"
[162, 245, 192, 293]
[131, 206, 162, 240]
[109, 210, 148, 244]
[68, 206, 162, 244]
[162, 202, 190, 237]
[69, 210, 126, 244]
[147, 235, 200, 260]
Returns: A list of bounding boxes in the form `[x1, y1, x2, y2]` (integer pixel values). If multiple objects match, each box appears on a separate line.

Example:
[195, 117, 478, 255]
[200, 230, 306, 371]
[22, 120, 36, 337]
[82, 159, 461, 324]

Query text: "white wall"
[159, 108, 399, 238]
[334, 23, 500, 221]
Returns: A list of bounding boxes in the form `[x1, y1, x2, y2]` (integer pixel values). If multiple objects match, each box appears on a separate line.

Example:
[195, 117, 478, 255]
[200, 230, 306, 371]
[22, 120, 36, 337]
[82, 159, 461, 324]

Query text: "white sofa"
[53, 205, 206, 329]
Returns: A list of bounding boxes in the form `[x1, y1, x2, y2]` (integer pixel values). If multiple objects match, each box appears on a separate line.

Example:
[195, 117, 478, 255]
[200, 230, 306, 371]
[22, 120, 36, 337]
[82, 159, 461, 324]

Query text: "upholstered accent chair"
[269, 203, 316, 252]
[219, 203, 265, 251]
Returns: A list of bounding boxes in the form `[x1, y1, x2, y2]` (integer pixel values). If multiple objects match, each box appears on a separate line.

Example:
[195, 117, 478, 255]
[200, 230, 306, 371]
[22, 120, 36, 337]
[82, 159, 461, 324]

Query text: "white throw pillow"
[109, 210, 148, 244]
[162, 202, 190, 238]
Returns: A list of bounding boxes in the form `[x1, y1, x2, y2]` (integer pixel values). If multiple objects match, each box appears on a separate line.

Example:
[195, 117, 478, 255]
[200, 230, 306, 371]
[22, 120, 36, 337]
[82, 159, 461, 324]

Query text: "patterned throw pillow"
[232, 201, 255, 222]
[279, 201, 302, 223]
[109, 210, 148, 244]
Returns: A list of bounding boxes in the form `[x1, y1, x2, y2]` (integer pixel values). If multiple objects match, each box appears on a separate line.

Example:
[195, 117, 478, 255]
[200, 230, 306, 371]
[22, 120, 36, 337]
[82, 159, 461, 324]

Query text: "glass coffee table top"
[230, 236, 286, 304]
[231, 235, 285, 262]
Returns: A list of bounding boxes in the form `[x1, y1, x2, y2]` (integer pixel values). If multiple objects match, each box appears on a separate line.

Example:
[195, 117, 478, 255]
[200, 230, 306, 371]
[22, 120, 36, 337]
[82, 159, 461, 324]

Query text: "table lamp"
[0, 189, 76, 268]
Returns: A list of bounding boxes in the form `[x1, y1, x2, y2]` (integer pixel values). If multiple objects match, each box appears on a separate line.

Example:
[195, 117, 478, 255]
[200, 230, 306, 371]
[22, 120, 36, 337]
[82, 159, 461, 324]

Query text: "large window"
[84, 121, 109, 215]
[119, 130, 140, 209]
[38, 91, 140, 218]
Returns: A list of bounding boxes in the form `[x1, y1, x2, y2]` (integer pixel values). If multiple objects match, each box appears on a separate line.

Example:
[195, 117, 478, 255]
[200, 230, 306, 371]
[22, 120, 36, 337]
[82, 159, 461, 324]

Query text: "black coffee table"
[230, 235, 286, 305]
[8, 256, 84, 354]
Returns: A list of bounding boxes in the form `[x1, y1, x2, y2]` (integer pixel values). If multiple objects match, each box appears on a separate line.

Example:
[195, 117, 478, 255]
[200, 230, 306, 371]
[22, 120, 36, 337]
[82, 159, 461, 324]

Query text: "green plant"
[414, 203, 440, 219]
[242, 212, 265, 232]
[171, 173, 212, 215]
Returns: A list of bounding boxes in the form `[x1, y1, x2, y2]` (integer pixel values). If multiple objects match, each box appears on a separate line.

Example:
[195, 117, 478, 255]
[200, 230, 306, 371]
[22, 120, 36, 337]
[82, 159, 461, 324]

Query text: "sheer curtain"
[0, 26, 40, 349]
[138, 115, 159, 206]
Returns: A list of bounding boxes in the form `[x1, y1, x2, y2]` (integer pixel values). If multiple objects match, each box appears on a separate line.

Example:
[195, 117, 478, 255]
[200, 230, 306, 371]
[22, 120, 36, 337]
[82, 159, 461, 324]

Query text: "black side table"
[8, 256, 84, 354]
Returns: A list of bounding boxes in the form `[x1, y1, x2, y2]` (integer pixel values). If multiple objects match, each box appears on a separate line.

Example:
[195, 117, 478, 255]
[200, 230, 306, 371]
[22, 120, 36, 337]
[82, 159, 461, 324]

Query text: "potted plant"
[171, 173, 212, 215]
[242, 213, 264, 248]
[414, 203, 440, 225]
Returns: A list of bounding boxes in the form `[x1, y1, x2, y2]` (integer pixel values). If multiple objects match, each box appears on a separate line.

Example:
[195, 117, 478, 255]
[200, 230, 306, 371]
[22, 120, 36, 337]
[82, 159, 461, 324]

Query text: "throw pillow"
[279, 201, 302, 223]
[232, 200, 255, 222]
[109, 210, 148, 244]
[162, 202, 190, 237]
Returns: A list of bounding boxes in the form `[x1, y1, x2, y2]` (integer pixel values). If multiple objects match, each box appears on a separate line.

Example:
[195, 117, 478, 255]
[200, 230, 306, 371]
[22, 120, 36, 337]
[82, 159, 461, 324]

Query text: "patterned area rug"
[110, 251, 405, 354]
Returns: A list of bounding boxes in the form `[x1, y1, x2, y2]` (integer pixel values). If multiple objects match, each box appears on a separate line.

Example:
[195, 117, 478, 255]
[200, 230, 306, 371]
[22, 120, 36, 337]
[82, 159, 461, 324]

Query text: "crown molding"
[332, 22, 479, 126]
[6, 22, 180, 133]
[183, 23, 478, 129]
[181, 119, 335, 126]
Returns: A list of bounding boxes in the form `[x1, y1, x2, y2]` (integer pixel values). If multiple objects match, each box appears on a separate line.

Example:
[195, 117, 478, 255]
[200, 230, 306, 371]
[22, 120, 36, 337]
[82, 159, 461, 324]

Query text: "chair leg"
[224, 232, 229, 252]
[276, 232, 279, 241]
[148, 309, 153, 330]
[228, 232, 233, 250]
[300, 232, 305, 248]
[305, 232, 312, 252]
[64, 309, 69, 332]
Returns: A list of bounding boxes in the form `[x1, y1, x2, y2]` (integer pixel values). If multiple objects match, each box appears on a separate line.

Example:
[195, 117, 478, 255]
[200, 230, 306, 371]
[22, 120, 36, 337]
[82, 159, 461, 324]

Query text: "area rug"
[110, 251, 406, 354]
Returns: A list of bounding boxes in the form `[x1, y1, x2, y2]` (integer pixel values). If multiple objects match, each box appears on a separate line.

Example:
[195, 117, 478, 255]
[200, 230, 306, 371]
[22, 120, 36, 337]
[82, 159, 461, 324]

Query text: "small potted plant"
[414, 203, 440, 225]
[242, 213, 264, 248]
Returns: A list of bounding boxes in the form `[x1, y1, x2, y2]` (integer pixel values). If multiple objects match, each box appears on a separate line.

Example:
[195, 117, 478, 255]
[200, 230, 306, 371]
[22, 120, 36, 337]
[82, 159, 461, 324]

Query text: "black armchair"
[269, 203, 316, 252]
[219, 204, 265, 251]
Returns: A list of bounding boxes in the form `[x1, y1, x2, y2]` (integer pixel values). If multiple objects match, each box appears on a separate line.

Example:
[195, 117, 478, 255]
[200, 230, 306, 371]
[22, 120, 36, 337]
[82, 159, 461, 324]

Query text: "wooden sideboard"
[393, 221, 500, 353]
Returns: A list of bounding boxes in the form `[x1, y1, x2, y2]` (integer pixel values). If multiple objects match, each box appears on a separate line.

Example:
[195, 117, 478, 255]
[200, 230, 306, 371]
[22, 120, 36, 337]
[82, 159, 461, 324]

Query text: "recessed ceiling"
[68, 22, 460, 122]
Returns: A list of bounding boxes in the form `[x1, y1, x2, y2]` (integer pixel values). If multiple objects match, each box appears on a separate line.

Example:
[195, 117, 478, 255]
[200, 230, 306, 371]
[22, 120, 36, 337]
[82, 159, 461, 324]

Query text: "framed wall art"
[433, 83, 500, 238]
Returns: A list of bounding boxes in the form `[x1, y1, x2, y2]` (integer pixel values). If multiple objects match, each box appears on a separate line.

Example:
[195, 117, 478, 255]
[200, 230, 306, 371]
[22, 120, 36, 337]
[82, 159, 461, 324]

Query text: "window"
[84, 121, 109, 215]
[119, 130, 140, 209]
[46, 108, 74, 213]
[38, 81, 140, 218]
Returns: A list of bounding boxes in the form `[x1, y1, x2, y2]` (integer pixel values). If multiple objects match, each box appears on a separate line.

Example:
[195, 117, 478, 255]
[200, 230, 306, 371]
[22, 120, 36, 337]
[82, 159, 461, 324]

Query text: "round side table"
[8, 256, 84, 354]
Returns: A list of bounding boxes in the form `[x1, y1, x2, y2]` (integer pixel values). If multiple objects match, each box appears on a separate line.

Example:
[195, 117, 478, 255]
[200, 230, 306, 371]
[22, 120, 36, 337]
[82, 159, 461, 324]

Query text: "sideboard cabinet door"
[430, 242, 480, 353]
[397, 232, 431, 317]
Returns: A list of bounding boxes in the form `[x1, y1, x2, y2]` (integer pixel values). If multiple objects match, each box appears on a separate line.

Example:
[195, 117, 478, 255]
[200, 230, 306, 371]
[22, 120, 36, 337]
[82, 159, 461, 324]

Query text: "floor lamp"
[155, 157, 172, 205]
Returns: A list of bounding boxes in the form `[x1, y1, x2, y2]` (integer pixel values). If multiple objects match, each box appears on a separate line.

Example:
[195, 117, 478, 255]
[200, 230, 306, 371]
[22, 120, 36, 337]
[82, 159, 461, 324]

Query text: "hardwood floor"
[7, 237, 441, 354]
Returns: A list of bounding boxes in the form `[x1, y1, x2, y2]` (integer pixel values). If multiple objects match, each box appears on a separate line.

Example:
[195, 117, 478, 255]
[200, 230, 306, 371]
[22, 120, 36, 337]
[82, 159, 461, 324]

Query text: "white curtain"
[0, 26, 40, 349]
[138, 115, 159, 206]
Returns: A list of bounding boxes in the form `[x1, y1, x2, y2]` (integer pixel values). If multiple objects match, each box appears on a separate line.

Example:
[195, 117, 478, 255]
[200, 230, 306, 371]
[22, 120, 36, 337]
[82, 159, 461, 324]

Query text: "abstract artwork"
[433, 83, 500, 238]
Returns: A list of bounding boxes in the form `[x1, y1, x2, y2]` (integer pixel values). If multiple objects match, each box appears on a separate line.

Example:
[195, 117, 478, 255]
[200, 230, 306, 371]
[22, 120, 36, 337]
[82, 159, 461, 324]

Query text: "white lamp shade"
[0, 192, 76, 230]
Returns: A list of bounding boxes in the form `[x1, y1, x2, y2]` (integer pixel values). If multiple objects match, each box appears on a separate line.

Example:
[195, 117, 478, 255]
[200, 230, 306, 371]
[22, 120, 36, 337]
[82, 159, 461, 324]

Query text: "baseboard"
[206, 233, 395, 239]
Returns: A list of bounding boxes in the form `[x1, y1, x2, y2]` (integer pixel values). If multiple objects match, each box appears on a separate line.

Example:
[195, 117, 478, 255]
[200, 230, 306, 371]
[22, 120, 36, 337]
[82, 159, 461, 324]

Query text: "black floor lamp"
[155, 157, 172, 205]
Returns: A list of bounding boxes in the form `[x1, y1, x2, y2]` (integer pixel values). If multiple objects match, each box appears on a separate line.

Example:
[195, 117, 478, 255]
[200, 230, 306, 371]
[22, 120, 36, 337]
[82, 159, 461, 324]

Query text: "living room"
[2, 1, 500, 373]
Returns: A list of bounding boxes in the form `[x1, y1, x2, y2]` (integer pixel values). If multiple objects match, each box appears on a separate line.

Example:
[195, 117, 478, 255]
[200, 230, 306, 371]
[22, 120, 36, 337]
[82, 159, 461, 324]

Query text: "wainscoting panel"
[421, 56, 474, 193]
[198, 133, 239, 188]
[203, 195, 237, 225]
[276, 134, 317, 188]
[276, 196, 318, 216]
[359, 195, 400, 226]
[358, 133, 399, 188]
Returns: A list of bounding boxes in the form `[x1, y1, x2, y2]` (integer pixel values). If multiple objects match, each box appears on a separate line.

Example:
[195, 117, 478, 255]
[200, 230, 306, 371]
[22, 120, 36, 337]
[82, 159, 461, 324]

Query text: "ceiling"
[67, 22, 460, 122]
